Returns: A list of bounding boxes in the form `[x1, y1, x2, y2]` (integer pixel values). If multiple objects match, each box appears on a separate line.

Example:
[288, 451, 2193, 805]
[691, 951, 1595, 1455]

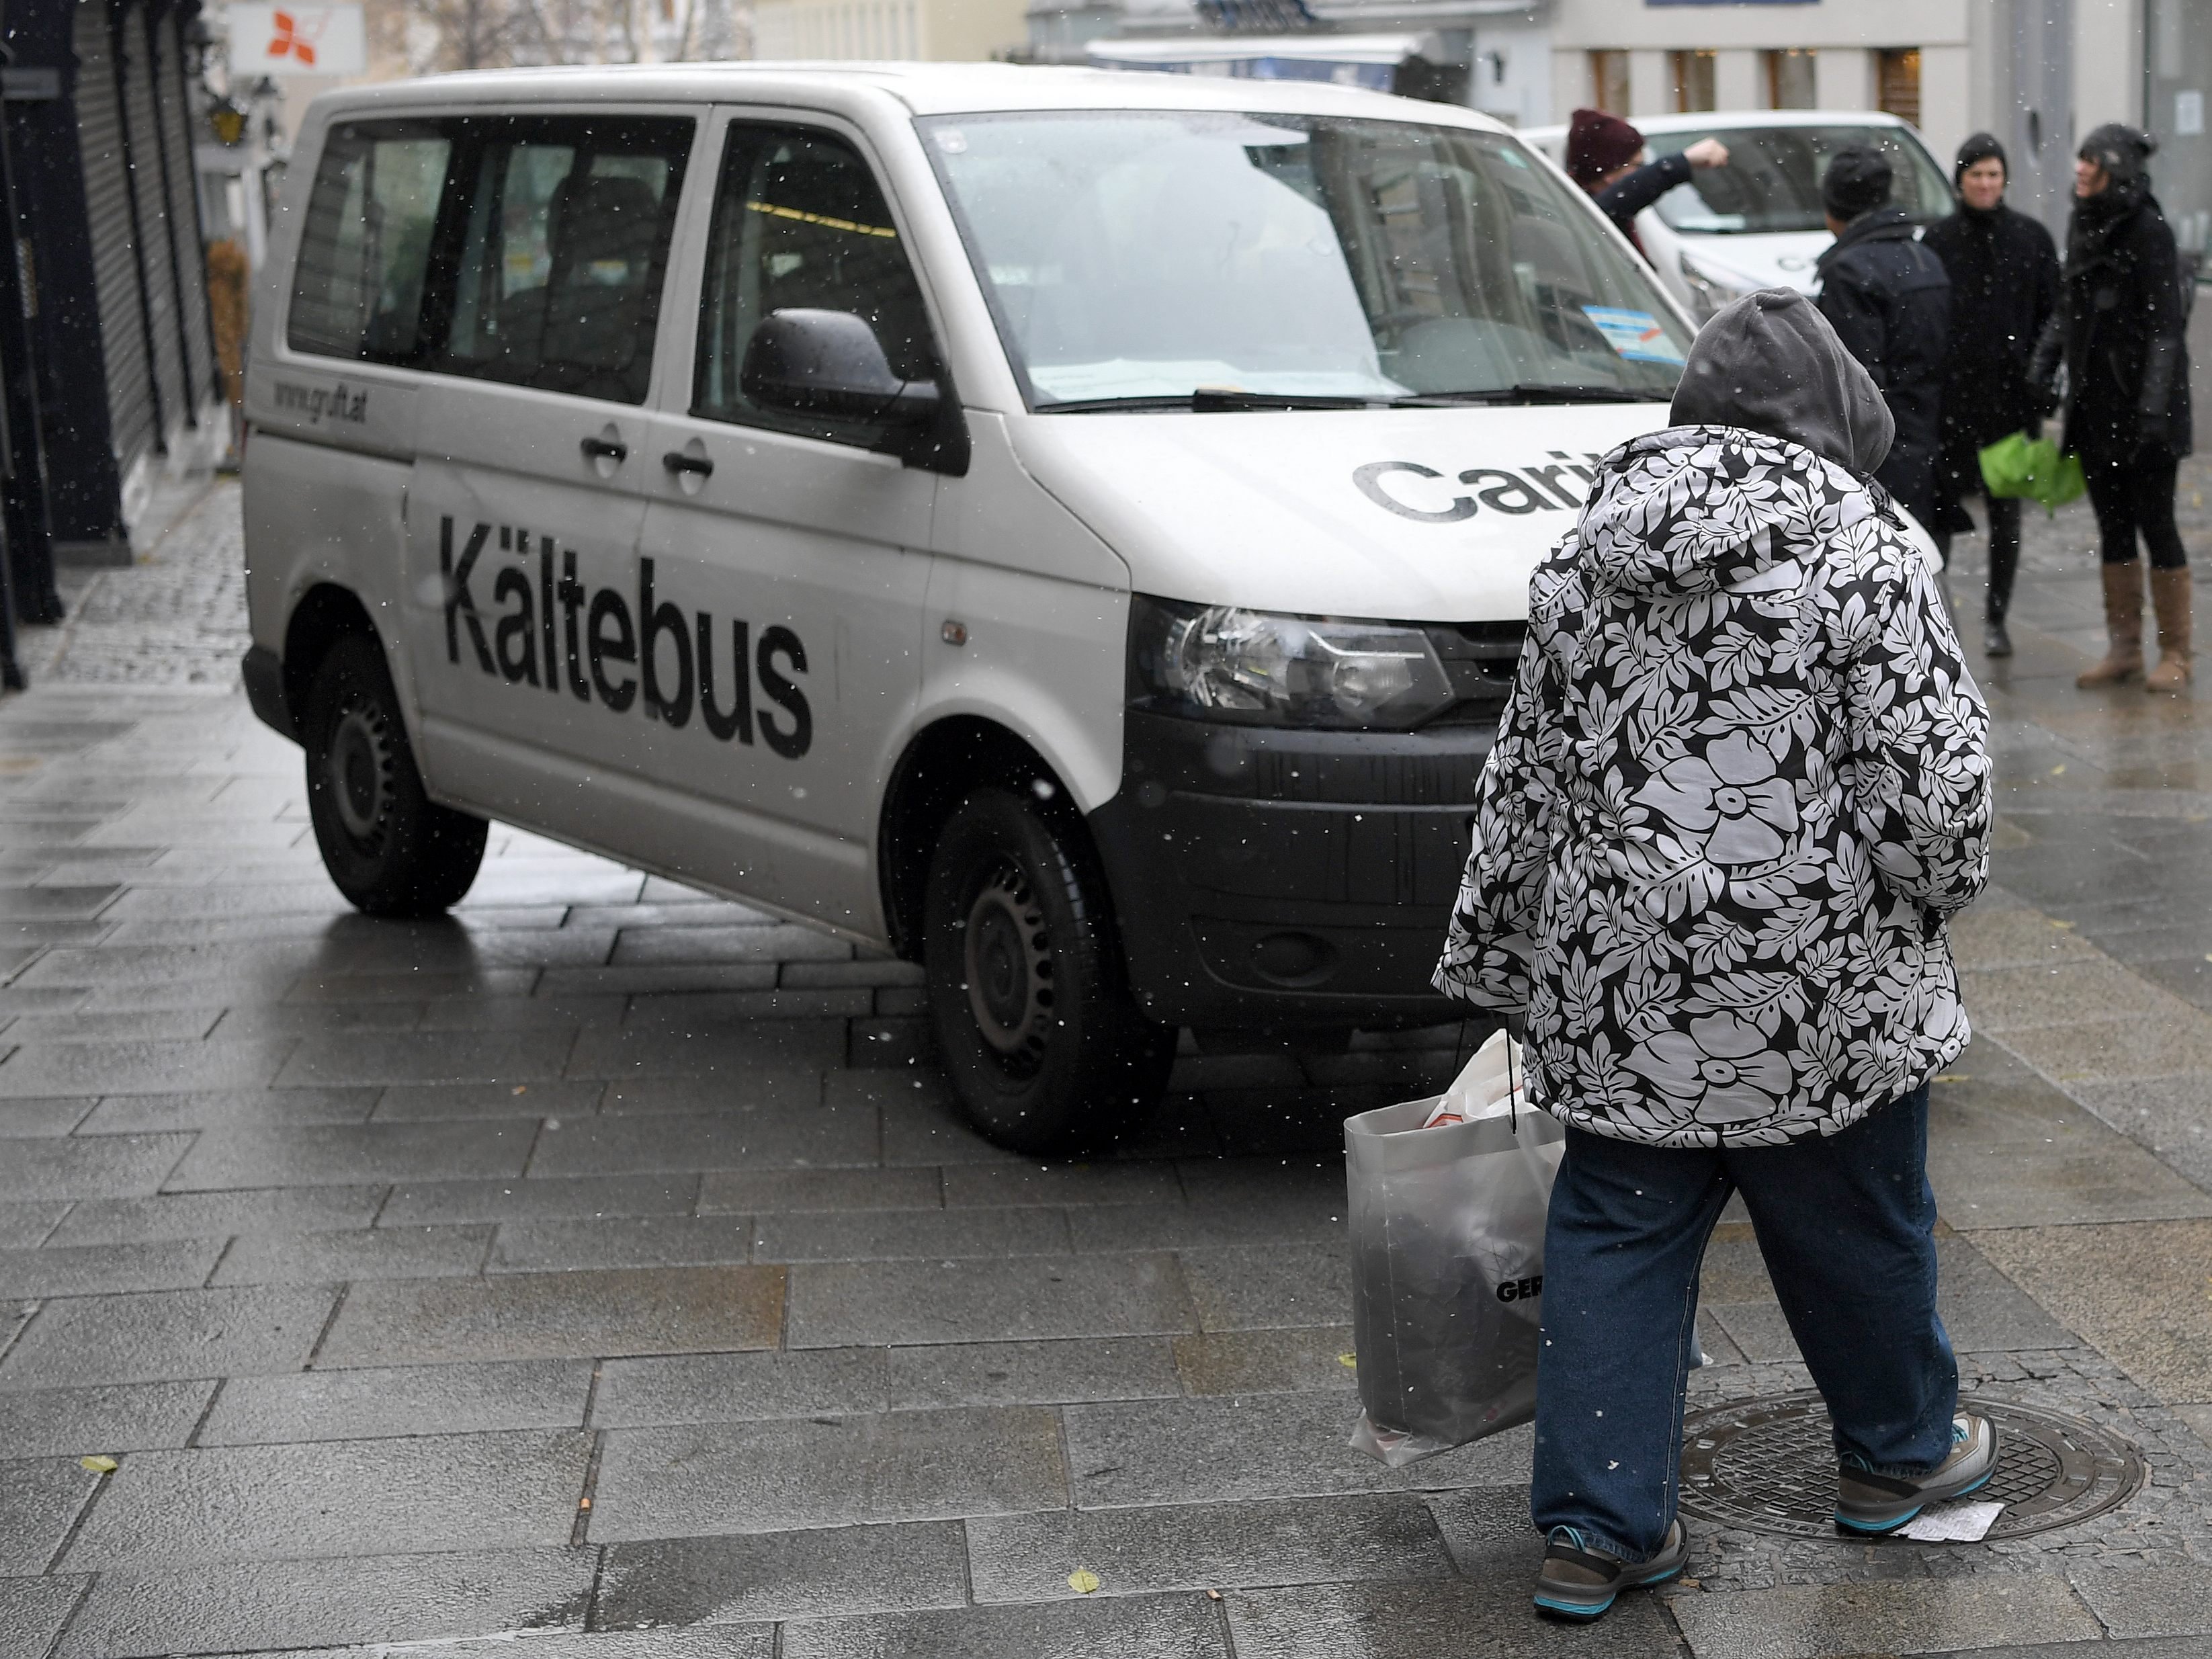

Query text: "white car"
[241, 63, 1708, 1152]
[1523, 110, 1955, 321]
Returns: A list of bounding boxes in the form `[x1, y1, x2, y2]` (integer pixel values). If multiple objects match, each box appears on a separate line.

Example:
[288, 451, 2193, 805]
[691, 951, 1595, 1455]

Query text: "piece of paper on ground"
[1898, 1500, 2005, 1542]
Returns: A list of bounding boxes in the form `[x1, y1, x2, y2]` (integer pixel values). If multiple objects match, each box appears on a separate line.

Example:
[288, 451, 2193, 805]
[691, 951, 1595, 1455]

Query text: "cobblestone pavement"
[5, 390, 2212, 1658]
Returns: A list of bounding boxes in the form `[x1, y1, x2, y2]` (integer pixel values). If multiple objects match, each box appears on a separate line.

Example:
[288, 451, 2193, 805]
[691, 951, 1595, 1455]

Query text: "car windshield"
[919, 110, 1691, 409]
[1650, 124, 1955, 235]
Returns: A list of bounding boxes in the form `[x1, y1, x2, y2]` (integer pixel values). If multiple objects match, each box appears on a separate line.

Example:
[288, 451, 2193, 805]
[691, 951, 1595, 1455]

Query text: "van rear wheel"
[303, 634, 486, 917]
[923, 789, 1174, 1156]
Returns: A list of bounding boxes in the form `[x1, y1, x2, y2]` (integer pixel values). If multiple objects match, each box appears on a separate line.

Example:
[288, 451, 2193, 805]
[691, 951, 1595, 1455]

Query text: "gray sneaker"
[1834, 1414, 1998, 1535]
[1533, 1519, 1690, 1621]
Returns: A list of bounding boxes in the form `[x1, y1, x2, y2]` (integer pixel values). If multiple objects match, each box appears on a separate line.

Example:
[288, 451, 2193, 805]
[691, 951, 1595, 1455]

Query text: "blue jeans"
[1530, 1085, 1957, 1562]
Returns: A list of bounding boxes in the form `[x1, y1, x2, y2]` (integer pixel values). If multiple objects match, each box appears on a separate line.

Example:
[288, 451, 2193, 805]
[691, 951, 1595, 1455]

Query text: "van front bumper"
[1087, 710, 1490, 1031]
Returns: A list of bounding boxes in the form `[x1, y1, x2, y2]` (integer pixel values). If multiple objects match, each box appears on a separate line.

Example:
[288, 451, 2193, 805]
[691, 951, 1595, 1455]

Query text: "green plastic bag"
[1979, 431, 2086, 513]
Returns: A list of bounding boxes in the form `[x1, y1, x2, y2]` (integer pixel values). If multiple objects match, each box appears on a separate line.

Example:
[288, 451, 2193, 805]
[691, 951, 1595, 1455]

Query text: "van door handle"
[662, 450, 714, 478]
[580, 435, 629, 464]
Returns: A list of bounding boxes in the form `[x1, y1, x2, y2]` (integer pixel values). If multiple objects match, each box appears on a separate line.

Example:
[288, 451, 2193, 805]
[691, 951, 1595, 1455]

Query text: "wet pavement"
[5, 355, 2212, 1656]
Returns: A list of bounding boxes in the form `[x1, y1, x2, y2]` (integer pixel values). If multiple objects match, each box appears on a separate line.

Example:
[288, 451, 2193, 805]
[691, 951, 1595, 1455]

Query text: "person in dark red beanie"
[1566, 108, 1730, 249]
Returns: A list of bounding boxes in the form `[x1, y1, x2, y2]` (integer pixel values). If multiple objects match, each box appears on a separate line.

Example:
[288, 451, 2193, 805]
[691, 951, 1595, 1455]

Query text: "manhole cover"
[1678, 1392, 2145, 1540]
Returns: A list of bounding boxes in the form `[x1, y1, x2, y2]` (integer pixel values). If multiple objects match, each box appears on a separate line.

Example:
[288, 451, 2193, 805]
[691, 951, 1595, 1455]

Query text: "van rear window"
[289, 123, 452, 364]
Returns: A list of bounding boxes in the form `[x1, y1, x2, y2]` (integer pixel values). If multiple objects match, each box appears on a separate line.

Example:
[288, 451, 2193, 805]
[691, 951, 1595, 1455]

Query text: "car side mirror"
[740, 308, 941, 426]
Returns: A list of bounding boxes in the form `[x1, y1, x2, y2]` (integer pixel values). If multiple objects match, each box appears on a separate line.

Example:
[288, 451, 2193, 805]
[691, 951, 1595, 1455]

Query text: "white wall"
[2073, 0, 2145, 130]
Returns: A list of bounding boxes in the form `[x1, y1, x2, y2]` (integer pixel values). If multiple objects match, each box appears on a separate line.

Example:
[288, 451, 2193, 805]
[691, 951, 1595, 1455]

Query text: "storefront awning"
[1084, 33, 1429, 91]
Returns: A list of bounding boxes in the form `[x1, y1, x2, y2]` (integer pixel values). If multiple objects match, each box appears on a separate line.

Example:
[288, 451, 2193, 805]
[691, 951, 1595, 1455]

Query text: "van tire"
[923, 789, 1174, 1155]
[302, 634, 487, 917]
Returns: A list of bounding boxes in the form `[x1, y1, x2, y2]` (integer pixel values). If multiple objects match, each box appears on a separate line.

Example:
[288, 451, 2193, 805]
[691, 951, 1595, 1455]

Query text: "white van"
[241, 63, 1697, 1153]
[1523, 112, 1954, 320]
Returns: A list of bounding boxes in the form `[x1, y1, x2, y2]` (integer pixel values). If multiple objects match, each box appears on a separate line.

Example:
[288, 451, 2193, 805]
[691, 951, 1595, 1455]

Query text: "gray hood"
[1668, 288, 1892, 475]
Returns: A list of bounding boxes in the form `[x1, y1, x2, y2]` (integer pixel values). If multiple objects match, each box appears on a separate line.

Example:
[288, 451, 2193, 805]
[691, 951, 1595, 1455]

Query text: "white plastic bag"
[1345, 1031, 1563, 1467]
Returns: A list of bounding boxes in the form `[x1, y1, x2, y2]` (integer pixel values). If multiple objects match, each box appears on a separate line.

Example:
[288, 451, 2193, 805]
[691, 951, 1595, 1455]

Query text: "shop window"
[1589, 50, 1629, 115]
[1877, 48, 1922, 129]
[1670, 50, 1716, 114]
[1766, 48, 1817, 110]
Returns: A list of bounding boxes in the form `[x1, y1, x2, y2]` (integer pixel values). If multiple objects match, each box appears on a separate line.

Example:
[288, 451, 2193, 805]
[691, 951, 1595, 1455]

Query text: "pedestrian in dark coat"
[1922, 133, 2061, 657]
[1816, 148, 1953, 538]
[2031, 123, 2195, 691]
[1566, 109, 1729, 254]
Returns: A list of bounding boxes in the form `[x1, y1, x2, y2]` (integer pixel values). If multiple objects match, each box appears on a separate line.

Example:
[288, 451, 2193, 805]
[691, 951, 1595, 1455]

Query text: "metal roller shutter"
[75, 0, 157, 473]
[153, 5, 217, 415]
[118, 0, 185, 443]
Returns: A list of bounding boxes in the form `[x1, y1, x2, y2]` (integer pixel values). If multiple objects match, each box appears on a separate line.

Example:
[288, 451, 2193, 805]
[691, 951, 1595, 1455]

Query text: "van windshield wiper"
[1401, 384, 1651, 406]
[1035, 390, 1393, 413]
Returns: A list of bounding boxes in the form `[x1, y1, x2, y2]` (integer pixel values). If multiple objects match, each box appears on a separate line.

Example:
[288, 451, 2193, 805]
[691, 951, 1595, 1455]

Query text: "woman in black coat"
[1923, 134, 2061, 657]
[2033, 124, 2195, 691]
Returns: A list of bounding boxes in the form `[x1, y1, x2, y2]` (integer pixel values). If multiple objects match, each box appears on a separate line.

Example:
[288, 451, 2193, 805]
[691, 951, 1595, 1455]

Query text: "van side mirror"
[740, 308, 941, 425]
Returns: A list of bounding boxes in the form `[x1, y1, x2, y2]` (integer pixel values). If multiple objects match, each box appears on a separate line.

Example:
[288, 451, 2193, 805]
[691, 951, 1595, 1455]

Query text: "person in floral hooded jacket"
[1435, 289, 1996, 1622]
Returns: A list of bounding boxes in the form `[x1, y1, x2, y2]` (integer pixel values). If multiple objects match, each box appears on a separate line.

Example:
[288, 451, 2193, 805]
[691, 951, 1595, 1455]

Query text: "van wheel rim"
[327, 699, 395, 850]
[964, 860, 1054, 1068]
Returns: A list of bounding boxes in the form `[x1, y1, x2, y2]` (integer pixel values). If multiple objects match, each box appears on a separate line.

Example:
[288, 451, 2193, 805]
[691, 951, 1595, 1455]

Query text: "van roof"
[302, 59, 1519, 130]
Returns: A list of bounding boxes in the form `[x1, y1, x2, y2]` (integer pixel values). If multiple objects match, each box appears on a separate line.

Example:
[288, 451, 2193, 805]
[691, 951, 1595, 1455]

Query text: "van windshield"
[919, 111, 1690, 409]
[1650, 125, 1955, 234]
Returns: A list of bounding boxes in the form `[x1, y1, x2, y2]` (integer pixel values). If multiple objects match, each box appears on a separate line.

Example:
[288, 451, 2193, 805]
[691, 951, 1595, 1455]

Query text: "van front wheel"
[923, 790, 1174, 1155]
[302, 634, 487, 917]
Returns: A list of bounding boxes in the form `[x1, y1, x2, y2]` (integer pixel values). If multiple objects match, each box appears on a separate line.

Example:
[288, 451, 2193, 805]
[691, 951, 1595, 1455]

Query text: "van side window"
[695, 126, 939, 439]
[288, 124, 453, 364]
[437, 117, 694, 405]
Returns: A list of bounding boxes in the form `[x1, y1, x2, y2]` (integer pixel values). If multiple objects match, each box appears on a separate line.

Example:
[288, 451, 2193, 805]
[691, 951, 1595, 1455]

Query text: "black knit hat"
[1822, 146, 1893, 220]
[2078, 122, 2155, 183]
[1954, 132, 2006, 183]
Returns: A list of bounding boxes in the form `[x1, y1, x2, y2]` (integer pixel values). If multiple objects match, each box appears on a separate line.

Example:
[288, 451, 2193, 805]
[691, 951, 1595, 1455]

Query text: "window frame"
[687, 117, 953, 456]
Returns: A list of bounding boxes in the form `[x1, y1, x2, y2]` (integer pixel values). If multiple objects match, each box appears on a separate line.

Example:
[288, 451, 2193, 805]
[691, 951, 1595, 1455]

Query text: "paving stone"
[610, 924, 851, 965]
[199, 1358, 593, 1445]
[968, 1494, 1454, 1603]
[529, 1107, 878, 1177]
[1960, 958, 2197, 1031]
[537, 964, 779, 997]
[1947, 906, 2108, 972]
[876, 1092, 1027, 1168]
[1974, 1220, 2212, 1400]
[939, 1162, 1181, 1208]
[598, 1072, 823, 1115]
[589, 1406, 1067, 1539]
[566, 1022, 851, 1080]
[2178, 1402, 2212, 1450]
[282, 968, 539, 1004]
[596, 1521, 968, 1627]
[0, 1237, 224, 1299]
[206, 1003, 430, 1038]
[213, 1223, 495, 1285]
[1070, 1200, 1343, 1252]
[0, 1133, 194, 1200]
[1062, 1393, 1533, 1508]
[1666, 1576, 2101, 1659]
[2068, 1562, 2212, 1637]
[274, 1029, 580, 1089]
[0, 1285, 338, 1388]
[0, 1036, 296, 1097]
[46, 1185, 385, 1246]
[371, 1078, 607, 1120]
[1931, 1138, 2212, 1228]
[625, 988, 874, 1023]
[569, 899, 779, 931]
[1173, 1327, 1360, 1396]
[166, 1121, 535, 1189]
[61, 1428, 594, 1568]
[0, 1576, 84, 1659]
[413, 995, 627, 1032]
[77, 1085, 379, 1132]
[0, 1097, 93, 1136]
[0, 1008, 218, 1043]
[318, 1266, 785, 1366]
[2002, 1013, 2212, 1084]
[591, 1349, 890, 1427]
[0, 1379, 215, 1457]
[378, 1173, 700, 1227]
[51, 1547, 597, 1658]
[886, 1337, 1183, 1409]
[2070, 1075, 2212, 1194]
[753, 1206, 1070, 1263]
[699, 1166, 941, 1214]
[1916, 1642, 2212, 1659]
[0, 1456, 99, 1574]
[0, 1200, 68, 1248]
[239, 1630, 775, 1659]
[786, 1254, 1195, 1348]
[489, 1215, 755, 1272]
[1178, 1244, 1351, 1332]
[780, 1595, 1230, 1659]
[1222, 1578, 1674, 1658]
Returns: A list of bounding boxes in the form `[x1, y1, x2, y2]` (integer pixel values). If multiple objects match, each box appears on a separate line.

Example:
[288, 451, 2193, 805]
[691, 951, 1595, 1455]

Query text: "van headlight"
[1678, 251, 1756, 321]
[1129, 597, 1455, 729]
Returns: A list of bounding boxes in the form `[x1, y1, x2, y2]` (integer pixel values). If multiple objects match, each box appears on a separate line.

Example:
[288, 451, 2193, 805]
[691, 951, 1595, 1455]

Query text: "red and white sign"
[228, 4, 366, 77]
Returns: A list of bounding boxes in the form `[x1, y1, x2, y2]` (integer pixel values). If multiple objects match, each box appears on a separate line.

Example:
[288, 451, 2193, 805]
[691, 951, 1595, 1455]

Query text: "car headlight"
[1678, 250, 1756, 321]
[1129, 596, 1455, 729]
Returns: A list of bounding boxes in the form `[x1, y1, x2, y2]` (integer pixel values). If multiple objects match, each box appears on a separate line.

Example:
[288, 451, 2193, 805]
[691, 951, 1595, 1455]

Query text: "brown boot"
[2078, 562, 2145, 687]
[2147, 567, 2193, 692]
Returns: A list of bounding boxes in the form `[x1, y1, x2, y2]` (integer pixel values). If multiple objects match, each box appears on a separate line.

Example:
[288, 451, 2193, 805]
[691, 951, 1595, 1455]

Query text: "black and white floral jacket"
[1435, 426, 1991, 1147]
